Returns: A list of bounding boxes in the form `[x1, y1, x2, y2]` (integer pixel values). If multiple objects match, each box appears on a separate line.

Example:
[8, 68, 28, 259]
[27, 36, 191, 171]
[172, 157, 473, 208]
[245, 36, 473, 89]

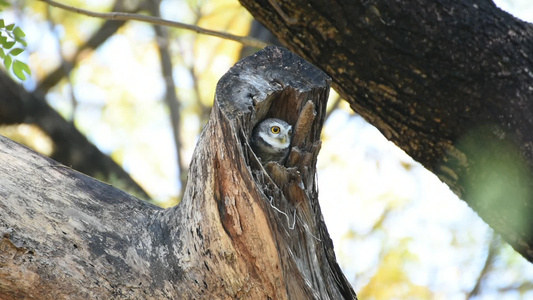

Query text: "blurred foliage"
[1, 0, 533, 299]
[0, 124, 53, 155]
[358, 238, 432, 300]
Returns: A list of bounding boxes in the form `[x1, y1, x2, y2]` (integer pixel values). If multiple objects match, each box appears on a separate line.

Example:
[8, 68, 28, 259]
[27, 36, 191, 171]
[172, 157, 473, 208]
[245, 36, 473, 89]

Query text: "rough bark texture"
[0, 46, 356, 299]
[239, 0, 533, 262]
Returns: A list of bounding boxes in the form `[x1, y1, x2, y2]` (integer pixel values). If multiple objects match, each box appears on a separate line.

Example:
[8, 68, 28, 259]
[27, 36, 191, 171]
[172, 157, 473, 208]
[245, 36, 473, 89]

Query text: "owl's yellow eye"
[271, 126, 280, 134]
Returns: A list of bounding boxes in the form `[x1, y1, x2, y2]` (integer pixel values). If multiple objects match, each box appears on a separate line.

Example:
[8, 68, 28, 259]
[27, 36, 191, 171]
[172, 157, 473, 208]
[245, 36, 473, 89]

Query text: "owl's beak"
[282, 127, 293, 144]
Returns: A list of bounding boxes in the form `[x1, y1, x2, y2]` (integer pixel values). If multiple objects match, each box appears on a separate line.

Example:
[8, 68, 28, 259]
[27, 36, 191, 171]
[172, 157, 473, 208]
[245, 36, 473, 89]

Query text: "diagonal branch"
[0, 70, 151, 201]
[239, 0, 533, 264]
[39, 0, 269, 48]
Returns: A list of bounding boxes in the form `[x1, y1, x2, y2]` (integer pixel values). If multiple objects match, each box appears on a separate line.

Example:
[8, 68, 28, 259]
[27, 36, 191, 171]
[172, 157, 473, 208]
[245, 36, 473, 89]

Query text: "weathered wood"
[239, 0, 533, 263]
[0, 46, 355, 299]
[0, 139, 161, 299]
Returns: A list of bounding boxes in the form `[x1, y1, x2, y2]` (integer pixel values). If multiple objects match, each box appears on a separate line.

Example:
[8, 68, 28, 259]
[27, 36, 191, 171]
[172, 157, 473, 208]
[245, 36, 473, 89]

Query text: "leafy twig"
[0, 16, 31, 80]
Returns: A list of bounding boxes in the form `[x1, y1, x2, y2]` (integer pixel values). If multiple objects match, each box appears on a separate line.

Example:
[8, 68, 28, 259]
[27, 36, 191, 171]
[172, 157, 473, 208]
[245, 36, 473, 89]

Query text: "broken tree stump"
[0, 46, 356, 299]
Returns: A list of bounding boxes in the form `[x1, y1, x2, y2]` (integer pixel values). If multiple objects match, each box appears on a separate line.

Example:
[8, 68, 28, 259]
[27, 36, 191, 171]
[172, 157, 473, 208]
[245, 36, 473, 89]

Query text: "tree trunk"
[239, 0, 533, 263]
[0, 46, 356, 299]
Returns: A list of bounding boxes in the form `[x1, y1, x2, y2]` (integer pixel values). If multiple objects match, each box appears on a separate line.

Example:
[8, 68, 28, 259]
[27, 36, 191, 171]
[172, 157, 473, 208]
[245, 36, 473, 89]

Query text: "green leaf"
[3, 54, 11, 69]
[12, 60, 30, 80]
[0, 0, 9, 7]
[18, 60, 29, 74]
[9, 48, 23, 56]
[0, 21, 30, 80]
[3, 41, 15, 49]
[13, 27, 25, 39]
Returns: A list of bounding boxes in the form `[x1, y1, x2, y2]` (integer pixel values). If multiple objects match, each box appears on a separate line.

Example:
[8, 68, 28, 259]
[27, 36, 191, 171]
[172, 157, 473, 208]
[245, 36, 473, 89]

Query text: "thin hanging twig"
[39, 0, 269, 49]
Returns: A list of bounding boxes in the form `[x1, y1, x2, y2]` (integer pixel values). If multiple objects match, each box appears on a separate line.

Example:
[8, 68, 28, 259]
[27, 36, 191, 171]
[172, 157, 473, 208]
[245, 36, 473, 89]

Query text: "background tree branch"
[0, 71, 150, 200]
[148, 0, 188, 201]
[0, 0, 152, 199]
[38, 0, 269, 49]
[36, 0, 145, 93]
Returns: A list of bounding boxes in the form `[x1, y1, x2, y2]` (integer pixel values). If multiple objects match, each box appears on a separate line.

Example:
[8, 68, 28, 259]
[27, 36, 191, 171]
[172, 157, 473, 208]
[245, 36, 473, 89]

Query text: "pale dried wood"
[0, 46, 355, 299]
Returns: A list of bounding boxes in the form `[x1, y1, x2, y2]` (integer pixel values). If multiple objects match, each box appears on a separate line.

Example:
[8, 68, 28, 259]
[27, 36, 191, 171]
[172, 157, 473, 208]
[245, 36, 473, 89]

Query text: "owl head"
[250, 118, 292, 165]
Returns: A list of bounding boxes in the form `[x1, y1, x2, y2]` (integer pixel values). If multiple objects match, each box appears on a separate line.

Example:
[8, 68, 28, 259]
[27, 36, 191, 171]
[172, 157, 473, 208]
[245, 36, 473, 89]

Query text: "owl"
[250, 118, 292, 165]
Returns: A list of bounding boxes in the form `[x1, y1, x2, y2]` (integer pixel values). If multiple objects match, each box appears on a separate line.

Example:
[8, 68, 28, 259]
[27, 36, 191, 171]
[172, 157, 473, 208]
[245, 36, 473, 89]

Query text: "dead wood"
[0, 46, 355, 299]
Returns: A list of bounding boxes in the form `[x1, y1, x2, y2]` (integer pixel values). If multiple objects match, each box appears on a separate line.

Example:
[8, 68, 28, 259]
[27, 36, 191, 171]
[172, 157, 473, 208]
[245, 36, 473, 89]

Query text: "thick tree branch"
[0, 135, 160, 298]
[239, 0, 533, 263]
[39, 0, 269, 49]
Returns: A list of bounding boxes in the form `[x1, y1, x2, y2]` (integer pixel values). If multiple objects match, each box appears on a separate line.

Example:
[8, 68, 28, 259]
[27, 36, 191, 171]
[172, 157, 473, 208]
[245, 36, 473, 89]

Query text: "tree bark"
[239, 0, 533, 263]
[0, 46, 356, 299]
